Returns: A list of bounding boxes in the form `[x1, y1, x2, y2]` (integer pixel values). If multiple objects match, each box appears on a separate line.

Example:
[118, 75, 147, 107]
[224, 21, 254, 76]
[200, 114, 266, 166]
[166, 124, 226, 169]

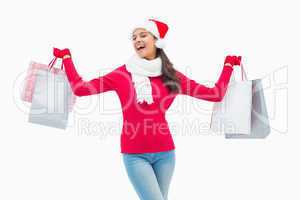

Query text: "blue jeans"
[122, 149, 176, 200]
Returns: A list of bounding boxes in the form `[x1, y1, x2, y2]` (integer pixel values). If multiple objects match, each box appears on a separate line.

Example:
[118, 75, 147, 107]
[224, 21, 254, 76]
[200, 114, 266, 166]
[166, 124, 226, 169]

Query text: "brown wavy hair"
[156, 48, 181, 93]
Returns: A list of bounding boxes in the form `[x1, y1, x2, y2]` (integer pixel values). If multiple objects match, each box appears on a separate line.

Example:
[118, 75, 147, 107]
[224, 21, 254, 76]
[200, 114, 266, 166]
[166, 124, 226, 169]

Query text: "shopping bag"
[28, 57, 73, 129]
[21, 59, 76, 112]
[210, 64, 253, 135]
[225, 79, 270, 138]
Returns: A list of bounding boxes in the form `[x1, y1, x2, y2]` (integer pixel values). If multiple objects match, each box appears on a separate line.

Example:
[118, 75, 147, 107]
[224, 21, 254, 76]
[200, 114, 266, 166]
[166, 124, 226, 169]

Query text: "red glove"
[224, 55, 242, 67]
[53, 47, 71, 58]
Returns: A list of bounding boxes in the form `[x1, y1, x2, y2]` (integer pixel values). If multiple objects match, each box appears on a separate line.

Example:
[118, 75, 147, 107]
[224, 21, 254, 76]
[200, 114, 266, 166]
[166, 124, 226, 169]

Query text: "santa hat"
[130, 19, 169, 49]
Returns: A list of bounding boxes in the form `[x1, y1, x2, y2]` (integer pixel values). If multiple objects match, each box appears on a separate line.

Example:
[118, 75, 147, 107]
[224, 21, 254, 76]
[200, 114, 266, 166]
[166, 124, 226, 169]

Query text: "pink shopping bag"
[21, 57, 76, 112]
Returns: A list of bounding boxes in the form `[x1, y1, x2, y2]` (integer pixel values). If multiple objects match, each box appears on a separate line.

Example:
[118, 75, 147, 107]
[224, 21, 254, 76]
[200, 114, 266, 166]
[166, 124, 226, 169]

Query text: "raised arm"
[53, 48, 117, 97]
[176, 55, 241, 102]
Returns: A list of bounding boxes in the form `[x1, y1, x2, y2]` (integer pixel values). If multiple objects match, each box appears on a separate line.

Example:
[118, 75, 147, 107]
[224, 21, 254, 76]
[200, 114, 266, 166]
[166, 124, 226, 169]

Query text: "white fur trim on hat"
[131, 20, 160, 38]
[155, 38, 166, 49]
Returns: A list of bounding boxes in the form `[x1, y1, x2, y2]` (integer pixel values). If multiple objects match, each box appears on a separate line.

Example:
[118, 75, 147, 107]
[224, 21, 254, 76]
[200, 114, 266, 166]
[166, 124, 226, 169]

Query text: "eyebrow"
[132, 31, 148, 37]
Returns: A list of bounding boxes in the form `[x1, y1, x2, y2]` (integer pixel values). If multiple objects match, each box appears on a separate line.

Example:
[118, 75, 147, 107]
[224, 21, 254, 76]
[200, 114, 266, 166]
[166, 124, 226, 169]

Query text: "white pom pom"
[155, 38, 166, 49]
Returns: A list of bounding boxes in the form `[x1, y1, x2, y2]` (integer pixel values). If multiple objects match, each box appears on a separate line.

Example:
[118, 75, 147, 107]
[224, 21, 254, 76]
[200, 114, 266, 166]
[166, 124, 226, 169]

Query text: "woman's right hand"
[53, 47, 71, 59]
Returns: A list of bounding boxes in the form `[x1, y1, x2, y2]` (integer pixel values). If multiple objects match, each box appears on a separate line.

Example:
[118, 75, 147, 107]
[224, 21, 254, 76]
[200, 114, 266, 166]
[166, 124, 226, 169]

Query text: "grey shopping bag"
[225, 79, 270, 139]
[28, 58, 73, 129]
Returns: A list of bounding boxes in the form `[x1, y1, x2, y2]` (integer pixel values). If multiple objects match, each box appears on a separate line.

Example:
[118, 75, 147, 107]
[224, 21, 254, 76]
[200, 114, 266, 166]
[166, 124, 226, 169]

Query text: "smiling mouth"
[136, 45, 146, 51]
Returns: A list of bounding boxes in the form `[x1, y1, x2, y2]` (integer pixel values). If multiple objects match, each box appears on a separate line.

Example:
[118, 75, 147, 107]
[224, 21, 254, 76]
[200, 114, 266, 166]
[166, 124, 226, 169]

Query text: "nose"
[135, 34, 144, 42]
[134, 38, 142, 47]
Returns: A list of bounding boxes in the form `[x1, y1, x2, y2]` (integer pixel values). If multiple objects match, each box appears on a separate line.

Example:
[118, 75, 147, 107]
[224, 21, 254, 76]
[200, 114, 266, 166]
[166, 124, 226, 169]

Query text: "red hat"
[131, 18, 169, 49]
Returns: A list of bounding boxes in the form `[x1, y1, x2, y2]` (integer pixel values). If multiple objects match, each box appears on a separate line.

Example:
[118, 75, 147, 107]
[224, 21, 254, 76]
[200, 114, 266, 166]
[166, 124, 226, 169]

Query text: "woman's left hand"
[224, 55, 242, 67]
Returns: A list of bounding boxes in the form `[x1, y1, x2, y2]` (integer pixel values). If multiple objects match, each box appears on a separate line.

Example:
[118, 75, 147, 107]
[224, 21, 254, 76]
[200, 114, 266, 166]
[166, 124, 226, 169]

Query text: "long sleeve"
[63, 57, 117, 97]
[176, 65, 234, 102]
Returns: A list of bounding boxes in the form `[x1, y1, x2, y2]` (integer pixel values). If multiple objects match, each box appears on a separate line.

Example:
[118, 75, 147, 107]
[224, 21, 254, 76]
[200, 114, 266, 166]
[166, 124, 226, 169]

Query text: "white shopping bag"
[28, 57, 73, 129]
[210, 64, 253, 135]
[21, 60, 76, 111]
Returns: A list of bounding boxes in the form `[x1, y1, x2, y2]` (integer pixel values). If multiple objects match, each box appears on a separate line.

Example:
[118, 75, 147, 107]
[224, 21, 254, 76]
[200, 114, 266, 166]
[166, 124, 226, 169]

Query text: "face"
[132, 28, 157, 60]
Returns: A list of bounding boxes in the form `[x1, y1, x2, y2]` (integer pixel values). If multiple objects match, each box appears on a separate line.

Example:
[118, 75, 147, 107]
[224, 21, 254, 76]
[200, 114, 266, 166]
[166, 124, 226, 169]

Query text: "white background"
[1, 0, 298, 199]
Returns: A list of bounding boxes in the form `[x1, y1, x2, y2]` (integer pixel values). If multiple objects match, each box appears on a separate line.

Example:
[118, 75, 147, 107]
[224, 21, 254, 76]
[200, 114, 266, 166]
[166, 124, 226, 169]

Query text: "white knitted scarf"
[125, 54, 162, 104]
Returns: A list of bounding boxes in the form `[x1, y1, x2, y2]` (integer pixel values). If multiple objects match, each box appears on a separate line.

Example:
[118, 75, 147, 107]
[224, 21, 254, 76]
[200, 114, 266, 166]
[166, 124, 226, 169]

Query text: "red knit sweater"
[63, 58, 233, 153]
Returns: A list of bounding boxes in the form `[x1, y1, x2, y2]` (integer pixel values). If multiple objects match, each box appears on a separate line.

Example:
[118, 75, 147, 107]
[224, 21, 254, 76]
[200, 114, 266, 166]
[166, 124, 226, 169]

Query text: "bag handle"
[240, 63, 248, 81]
[229, 62, 248, 83]
[48, 57, 63, 70]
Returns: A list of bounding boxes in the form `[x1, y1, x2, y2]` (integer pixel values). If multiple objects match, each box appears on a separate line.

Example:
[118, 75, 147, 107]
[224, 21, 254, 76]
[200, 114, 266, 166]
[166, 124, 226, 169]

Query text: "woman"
[53, 18, 241, 200]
